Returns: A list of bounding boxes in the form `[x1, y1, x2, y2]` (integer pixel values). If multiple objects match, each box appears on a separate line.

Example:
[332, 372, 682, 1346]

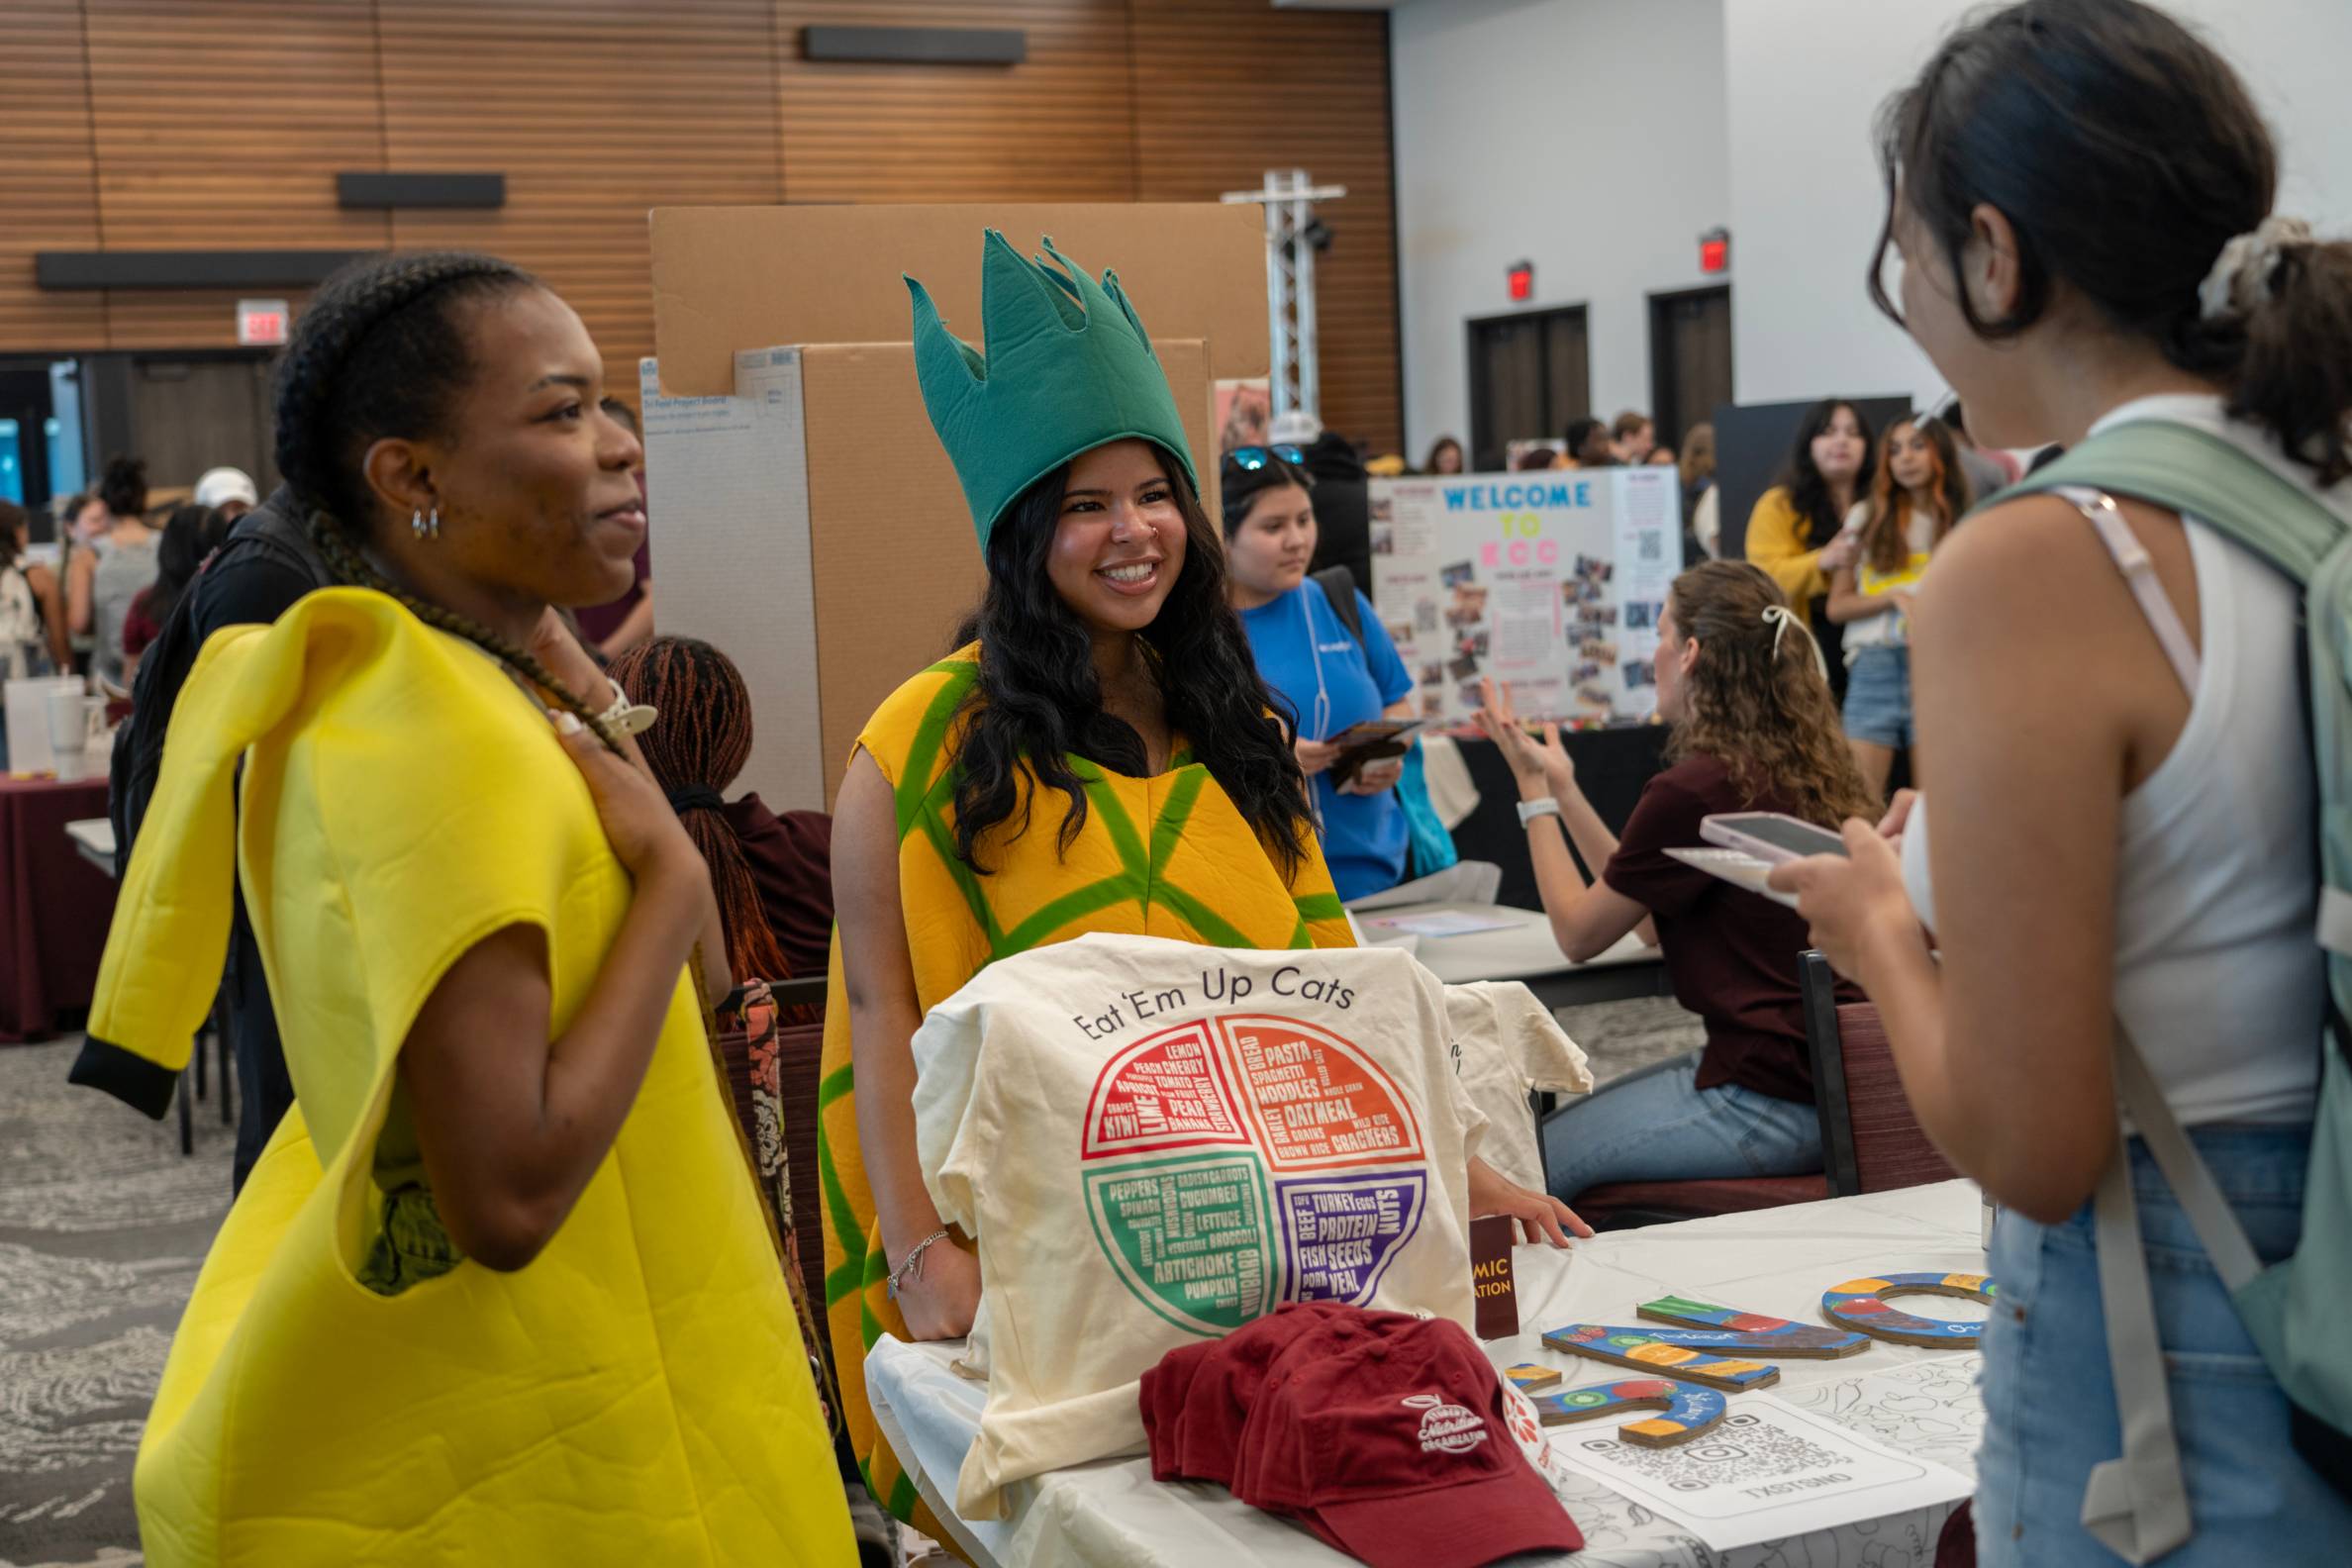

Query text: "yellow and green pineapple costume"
[822, 233, 1354, 1524]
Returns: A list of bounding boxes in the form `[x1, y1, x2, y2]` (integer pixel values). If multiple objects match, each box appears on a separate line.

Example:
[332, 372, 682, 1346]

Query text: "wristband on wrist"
[1516, 797, 1562, 828]
[595, 677, 659, 737]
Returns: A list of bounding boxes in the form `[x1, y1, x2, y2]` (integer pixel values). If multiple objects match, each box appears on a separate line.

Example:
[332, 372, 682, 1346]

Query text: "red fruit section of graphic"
[1083, 1020, 1253, 1160]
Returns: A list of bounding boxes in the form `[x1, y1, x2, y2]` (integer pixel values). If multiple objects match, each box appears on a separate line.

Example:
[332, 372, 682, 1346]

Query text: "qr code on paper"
[1638, 533, 1664, 562]
[1576, 1412, 1848, 1495]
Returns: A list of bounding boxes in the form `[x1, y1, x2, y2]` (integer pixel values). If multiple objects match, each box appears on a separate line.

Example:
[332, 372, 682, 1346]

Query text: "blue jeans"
[1539, 1056, 1820, 1203]
[1977, 1124, 2350, 1566]
[1842, 643, 1914, 748]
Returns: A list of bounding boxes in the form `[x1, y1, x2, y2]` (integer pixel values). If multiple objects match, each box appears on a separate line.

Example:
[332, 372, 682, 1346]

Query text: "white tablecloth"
[866, 1180, 1988, 1568]
[1352, 900, 1656, 985]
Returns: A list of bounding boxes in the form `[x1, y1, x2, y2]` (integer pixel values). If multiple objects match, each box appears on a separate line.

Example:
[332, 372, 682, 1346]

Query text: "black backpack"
[108, 491, 331, 860]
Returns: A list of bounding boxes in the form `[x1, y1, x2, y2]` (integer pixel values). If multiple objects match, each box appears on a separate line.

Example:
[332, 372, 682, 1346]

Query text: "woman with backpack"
[1775, 3, 2352, 1561]
[1222, 444, 1419, 901]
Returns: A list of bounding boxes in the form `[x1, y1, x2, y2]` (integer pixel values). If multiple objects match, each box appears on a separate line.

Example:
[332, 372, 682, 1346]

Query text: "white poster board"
[1368, 467, 1680, 724]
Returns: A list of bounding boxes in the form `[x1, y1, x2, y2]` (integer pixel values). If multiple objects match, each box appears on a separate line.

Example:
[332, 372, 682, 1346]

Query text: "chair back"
[709, 981, 837, 1409]
[1802, 950, 1957, 1196]
[770, 1018, 829, 1329]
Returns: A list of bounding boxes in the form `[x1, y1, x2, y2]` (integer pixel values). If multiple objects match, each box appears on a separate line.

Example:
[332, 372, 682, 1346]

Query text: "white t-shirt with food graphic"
[912, 933, 1488, 1518]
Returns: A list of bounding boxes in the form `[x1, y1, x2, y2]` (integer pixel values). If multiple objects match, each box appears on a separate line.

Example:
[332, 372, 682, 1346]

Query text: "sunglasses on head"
[1225, 444, 1307, 471]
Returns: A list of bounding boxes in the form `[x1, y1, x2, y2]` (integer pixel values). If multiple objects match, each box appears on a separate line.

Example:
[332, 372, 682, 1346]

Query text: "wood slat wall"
[377, 0, 785, 403]
[1127, 0, 1400, 457]
[0, 0, 1401, 451]
[82, 0, 391, 348]
[0, 0, 106, 348]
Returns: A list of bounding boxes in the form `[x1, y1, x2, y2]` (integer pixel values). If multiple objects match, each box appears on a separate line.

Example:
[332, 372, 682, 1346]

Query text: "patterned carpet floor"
[0, 996, 1703, 1566]
[0, 1037, 233, 1568]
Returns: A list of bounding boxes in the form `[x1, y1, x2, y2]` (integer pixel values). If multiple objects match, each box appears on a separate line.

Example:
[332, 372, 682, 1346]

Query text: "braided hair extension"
[608, 638, 791, 983]
[274, 250, 622, 750]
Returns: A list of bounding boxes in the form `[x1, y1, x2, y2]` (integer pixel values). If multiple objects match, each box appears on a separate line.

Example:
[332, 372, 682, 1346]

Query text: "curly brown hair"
[1664, 561, 1882, 824]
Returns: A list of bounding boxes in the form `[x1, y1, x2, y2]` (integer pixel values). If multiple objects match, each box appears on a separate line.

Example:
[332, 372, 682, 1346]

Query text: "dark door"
[1648, 285, 1733, 450]
[121, 353, 278, 503]
[1466, 306, 1590, 465]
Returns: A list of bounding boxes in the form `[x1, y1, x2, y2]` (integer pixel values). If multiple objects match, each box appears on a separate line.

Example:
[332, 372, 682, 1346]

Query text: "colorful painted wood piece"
[1504, 1363, 1562, 1393]
[1635, 1294, 1871, 1358]
[1530, 1377, 1730, 1447]
[1537, 1323, 1782, 1393]
[1819, 1272, 1998, 1347]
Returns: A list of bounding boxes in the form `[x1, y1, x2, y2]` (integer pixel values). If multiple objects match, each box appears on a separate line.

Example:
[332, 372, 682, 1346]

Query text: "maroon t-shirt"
[723, 793, 834, 980]
[1602, 753, 1841, 1104]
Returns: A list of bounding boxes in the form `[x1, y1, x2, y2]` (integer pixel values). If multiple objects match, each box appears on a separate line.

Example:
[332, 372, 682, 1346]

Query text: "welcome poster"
[1369, 466, 1681, 724]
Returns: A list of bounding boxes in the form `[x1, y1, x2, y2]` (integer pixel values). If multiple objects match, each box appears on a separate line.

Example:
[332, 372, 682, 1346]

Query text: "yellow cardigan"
[1744, 485, 1832, 626]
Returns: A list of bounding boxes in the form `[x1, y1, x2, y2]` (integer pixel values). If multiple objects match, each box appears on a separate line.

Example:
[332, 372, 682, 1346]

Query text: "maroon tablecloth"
[0, 775, 116, 1042]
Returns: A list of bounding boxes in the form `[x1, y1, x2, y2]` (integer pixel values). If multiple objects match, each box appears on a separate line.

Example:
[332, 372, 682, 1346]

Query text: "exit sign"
[237, 298, 290, 346]
[1507, 259, 1534, 303]
[1699, 228, 1730, 275]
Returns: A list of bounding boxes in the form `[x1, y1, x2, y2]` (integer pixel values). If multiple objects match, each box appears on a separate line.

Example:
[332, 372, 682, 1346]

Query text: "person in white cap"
[191, 466, 259, 520]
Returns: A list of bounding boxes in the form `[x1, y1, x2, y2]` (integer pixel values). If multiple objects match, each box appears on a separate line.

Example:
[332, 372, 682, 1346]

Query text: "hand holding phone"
[1327, 719, 1425, 787]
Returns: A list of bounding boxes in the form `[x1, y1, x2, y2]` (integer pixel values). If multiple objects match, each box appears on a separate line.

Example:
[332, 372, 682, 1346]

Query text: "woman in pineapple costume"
[819, 235, 1355, 1524]
[823, 236, 1583, 1528]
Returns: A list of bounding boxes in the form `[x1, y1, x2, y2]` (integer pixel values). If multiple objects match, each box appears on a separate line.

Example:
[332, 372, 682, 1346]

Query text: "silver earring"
[410, 505, 441, 540]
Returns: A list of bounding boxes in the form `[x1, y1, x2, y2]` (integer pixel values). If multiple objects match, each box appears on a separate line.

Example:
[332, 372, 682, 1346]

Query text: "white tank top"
[1903, 394, 2325, 1127]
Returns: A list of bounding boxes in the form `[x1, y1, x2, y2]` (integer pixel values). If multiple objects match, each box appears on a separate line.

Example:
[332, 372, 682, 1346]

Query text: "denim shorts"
[1975, 1124, 2352, 1565]
[1841, 643, 1913, 748]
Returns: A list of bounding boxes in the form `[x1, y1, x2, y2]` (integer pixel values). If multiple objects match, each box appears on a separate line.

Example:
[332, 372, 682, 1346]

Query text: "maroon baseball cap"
[1140, 1303, 1367, 1486]
[1238, 1317, 1583, 1568]
[1142, 1339, 1215, 1483]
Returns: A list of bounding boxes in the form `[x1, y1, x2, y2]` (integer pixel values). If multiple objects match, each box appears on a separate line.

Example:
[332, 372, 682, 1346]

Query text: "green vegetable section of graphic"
[1085, 1153, 1276, 1337]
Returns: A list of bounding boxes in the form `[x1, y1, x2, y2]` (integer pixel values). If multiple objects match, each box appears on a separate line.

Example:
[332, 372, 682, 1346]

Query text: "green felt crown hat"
[908, 232, 1199, 548]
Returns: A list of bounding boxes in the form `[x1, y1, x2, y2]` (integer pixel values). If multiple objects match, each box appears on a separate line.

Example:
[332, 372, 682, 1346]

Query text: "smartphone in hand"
[1699, 812, 1848, 864]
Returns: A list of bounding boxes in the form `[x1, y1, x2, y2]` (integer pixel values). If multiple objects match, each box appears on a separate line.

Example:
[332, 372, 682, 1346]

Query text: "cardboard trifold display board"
[643, 203, 1258, 812]
[648, 203, 1267, 398]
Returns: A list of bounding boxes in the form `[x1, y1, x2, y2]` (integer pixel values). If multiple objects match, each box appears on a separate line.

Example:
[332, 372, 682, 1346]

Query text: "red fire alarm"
[1699, 228, 1730, 275]
[1507, 259, 1534, 303]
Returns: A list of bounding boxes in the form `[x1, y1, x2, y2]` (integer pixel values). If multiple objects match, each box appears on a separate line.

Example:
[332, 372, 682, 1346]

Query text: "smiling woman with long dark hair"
[821, 238, 1351, 1531]
[820, 235, 1581, 1531]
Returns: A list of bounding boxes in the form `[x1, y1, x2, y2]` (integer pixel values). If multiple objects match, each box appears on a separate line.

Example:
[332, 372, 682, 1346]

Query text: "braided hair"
[609, 637, 791, 983]
[273, 250, 622, 749]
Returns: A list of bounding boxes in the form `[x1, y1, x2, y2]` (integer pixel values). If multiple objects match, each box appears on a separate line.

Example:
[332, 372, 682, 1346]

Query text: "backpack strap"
[1310, 565, 1365, 648]
[2003, 421, 2352, 960]
[1996, 419, 2344, 579]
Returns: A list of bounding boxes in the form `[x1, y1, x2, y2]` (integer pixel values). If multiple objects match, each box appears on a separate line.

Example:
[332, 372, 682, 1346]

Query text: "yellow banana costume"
[89, 589, 851, 1566]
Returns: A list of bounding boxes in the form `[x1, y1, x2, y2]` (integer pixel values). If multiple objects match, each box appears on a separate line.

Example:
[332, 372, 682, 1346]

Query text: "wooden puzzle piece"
[1538, 1323, 1782, 1392]
[1531, 1377, 1729, 1447]
[1635, 1294, 1871, 1358]
[1503, 1363, 1561, 1393]
[1820, 1272, 1998, 1347]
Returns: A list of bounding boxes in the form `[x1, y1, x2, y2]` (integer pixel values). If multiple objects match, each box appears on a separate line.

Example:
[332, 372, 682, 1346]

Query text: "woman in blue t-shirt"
[1222, 446, 1416, 902]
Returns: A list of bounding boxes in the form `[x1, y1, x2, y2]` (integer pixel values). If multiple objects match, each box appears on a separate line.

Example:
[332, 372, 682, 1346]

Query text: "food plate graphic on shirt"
[1082, 1013, 1429, 1335]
